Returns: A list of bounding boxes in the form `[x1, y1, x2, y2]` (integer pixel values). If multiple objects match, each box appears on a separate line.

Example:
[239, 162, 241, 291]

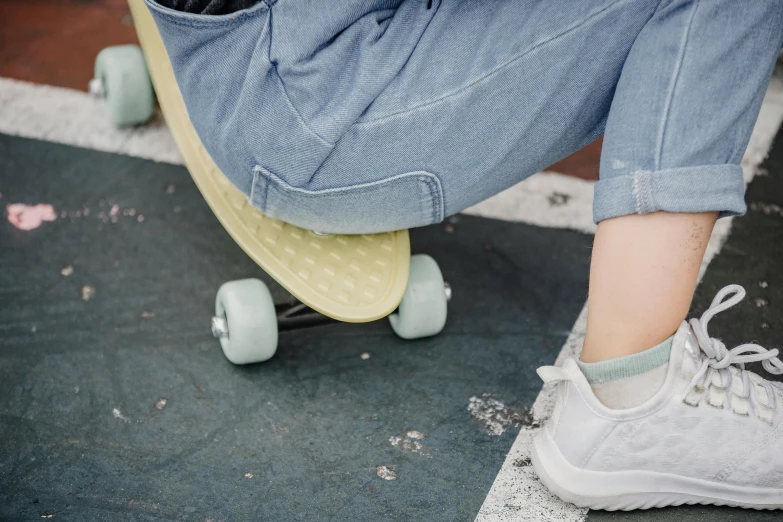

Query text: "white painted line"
[0, 77, 182, 165]
[464, 172, 597, 234]
[474, 73, 783, 522]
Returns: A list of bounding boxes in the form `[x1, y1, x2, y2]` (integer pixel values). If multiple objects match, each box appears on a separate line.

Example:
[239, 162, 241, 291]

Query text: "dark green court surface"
[2, 127, 782, 522]
[0, 134, 592, 521]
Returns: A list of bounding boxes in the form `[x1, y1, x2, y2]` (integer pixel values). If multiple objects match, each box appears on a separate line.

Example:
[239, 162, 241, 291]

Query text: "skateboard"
[88, 0, 450, 364]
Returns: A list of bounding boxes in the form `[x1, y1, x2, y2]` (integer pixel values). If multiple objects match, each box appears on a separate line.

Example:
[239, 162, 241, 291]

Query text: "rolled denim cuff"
[593, 164, 746, 223]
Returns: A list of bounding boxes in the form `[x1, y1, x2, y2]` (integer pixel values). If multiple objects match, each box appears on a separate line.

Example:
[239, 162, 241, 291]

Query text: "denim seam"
[632, 172, 641, 213]
[270, 66, 333, 147]
[420, 175, 444, 223]
[632, 170, 655, 214]
[266, 8, 334, 148]
[144, 0, 270, 28]
[253, 166, 444, 223]
[249, 168, 270, 210]
[355, 0, 629, 125]
[654, 0, 699, 171]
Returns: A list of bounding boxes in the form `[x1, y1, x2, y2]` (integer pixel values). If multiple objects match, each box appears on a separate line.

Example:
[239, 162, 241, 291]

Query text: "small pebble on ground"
[81, 285, 95, 301]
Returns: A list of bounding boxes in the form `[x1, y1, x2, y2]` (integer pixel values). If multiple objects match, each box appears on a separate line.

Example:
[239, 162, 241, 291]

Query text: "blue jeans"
[145, 0, 783, 234]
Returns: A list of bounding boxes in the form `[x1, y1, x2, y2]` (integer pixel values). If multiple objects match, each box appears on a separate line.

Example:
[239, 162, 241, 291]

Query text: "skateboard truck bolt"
[88, 78, 106, 99]
[444, 282, 452, 302]
[211, 316, 229, 338]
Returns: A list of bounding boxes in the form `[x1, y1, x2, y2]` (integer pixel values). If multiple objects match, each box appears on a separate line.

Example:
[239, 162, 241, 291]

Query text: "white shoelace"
[689, 285, 783, 415]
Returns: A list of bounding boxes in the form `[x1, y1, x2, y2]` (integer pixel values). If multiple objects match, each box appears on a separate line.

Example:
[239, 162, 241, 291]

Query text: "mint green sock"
[578, 336, 674, 383]
[577, 336, 674, 409]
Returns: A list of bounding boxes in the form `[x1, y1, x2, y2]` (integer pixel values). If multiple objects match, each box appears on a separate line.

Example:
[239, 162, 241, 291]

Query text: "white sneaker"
[532, 285, 783, 511]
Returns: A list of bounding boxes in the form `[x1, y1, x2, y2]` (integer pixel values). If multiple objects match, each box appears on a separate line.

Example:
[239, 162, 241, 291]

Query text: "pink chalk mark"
[7, 203, 57, 231]
[110, 204, 119, 217]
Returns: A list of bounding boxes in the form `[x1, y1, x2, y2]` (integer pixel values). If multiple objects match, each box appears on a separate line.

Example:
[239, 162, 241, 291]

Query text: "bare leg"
[580, 211, 717, 363]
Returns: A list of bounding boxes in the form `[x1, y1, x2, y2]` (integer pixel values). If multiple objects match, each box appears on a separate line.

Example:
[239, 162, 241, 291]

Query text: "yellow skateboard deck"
[128, 0, 410, 322]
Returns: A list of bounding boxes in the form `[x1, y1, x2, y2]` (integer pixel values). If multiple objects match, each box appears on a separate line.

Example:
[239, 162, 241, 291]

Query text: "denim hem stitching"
[632, 172, 642, 214]
[597, 164, 744, 222]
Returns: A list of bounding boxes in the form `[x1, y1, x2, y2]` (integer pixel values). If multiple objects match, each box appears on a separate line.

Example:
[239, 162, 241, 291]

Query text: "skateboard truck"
[211, 300, 337, 341]
[211, 279, 452, 340]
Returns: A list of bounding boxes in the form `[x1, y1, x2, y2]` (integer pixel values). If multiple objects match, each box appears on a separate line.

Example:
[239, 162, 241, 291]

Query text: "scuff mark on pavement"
[376, 466, 397, 480]
[390, 430, 431, 457]
[7, 203, 56, 230]
[750, 201, 783, 217]
[468, 394, 538, 436]
[112, 408, 130, 423]
[547, 192, 571, 207]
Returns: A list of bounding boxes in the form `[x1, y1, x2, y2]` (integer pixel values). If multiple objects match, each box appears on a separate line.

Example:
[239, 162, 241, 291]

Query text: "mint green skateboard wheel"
[92, 45, 154, 126]
[214, 279, 278, 364]
[389, 254, 448, 340]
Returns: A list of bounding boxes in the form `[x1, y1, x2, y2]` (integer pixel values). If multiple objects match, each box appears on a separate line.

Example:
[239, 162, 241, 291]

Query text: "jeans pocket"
[144, 0, 270, 27]
[250, 166, 445, 235]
